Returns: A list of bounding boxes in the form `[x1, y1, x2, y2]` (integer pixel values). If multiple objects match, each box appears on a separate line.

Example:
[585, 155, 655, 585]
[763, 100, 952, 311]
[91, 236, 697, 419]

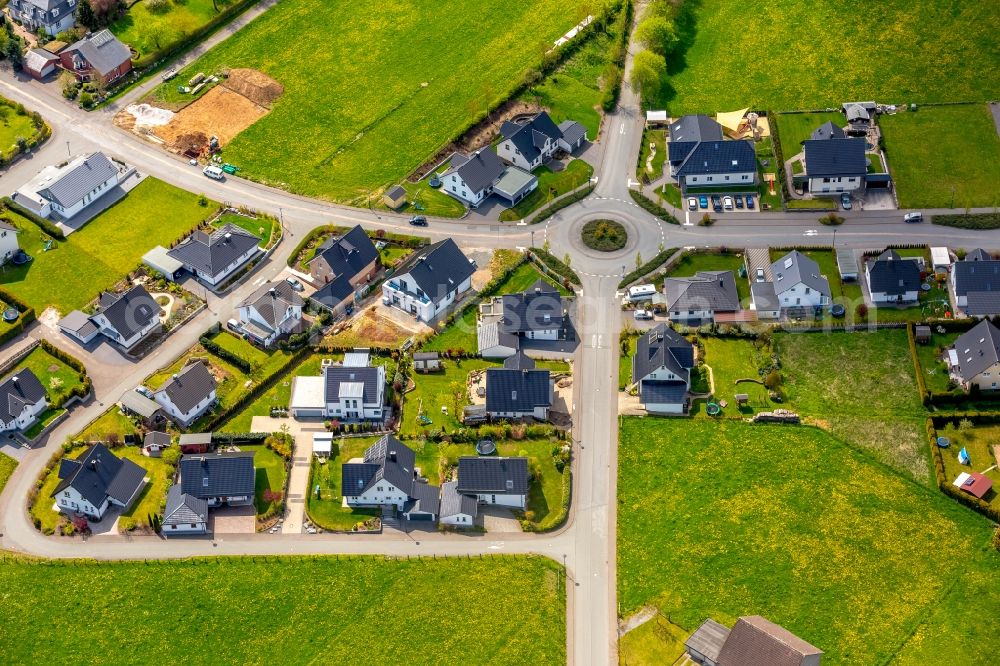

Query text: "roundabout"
[581, 219, 628, 252]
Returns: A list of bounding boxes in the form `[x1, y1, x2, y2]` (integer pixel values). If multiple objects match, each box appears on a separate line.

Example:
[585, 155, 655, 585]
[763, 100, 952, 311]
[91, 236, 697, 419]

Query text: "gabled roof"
[676, 140, 756, 177]
[394, 239, 475, 303]
[953, 256, 1000, 297]
[664, 271, 741, 313]
[457, 456, 529, 495]
[500, 279, 564, 333]
[751, 281, 780, 310]
[558, 120, 586, 146]
[239, 281, 303, 332]
[803, 137, 867, 177]
[36, 152, 119, 209]
[179, 451, 256, 499]
[143, 431, 171, 448]
[966, 248, 992, 262]
[686, 618, 731, 662]
[58, 309, 99, 340]
[405, 481, 441, 515]
[667, 114, 723, 163]
[953, 472, 993, 499]
[443, 148, 505, 194]
[965, 292, 1000, 317]
[21, 0, 73, 11]
[632, 324, 694, 383]
[384, 185, 406, 199]
[324, 365, 381, 404]
[52, 443, 146, 508]
[717, 616, 822, 666]
[63, 30, 131, 77]
[342, 435, 418, 497]
[310, 273, 354, 312]
[0, 368, 46, 424]
[771, 250, 831, 298]
[309, 225, 379, 281]
[154, 360, 217, 415]
[119, 390, 161, 419]
[96, 284, 159, 341]
[809, 121, 845, 141]
[163, 483, 209, 526]
[500, 111, 563, 162]
[503, 351, 536, 370]
[485, 367, 551, 413]
[167, 224, 260, 278]
[866, 250, 921, 295]
[951, 320, 1000, 382]
[439, 480, 478, 519]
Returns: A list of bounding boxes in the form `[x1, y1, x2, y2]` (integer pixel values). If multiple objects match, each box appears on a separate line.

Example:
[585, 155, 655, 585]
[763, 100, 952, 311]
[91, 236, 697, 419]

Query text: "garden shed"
[313, 432, 333, 458]
[836, 248, 859, 281]
[382, 185, 407, 209]
[915, 325, 931, 344]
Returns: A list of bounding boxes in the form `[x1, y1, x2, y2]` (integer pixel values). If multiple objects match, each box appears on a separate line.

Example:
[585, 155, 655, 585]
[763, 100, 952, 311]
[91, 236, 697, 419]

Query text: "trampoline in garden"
[2, 308, 17, 322]
[936, 437, 950, 448]
[476, 439, 496, 455]
[706, 402, 721, 416]
[830, 304, 846, 318]
[428, 175, 442, 188]
[10, 250, 31, 266]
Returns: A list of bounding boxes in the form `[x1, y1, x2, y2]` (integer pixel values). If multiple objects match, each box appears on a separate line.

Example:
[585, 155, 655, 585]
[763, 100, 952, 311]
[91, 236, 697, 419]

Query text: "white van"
[627, 285, 657, 302]
[203, 165, 225, 180]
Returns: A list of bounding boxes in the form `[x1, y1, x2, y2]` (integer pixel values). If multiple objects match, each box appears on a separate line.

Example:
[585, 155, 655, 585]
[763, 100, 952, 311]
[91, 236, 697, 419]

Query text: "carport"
[494, 167, 538, 204]
[143, 246, 185, 281]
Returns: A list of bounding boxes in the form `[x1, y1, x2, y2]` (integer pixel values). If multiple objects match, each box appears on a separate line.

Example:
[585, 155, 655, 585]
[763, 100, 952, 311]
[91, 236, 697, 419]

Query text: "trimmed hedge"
[199, 333, 253, 374]
[927, 416, 1000, 523]
[628, 189, 680, 224]
[766, 110, 789, 204]
[529, 184, 594, 225]
[39, 340, 86, 374]
[2, 197, 64, 240]
[0, 286, 37, 347]
[528, 248, 580, 286]
[618, 247, 675, 289]
[932, 213, 1000, 230]
[204, 346, 311, 431]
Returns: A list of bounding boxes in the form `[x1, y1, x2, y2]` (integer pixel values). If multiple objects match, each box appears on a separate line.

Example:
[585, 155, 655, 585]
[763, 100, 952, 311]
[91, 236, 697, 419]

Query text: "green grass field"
[653, 0, 1000, 113]
[914, 330, 960, 393]
[618, 418, 1000, 665]
[0, 554, 565, 664]
[880, 105, 1000, 208]
[498, 160, 593, 221]
[241, 443, 286, 514]
[934, 420, 1000, 512]
[146, 0, 597, 202]
[0, 451, 15, 495]
[0, 102, 38, 156]
[206, 329, 293, 380]
[75, 407, 142, 443]
[0, 179, 214, 314]
[7, 346, 85, 408]
[700, 337, 770, 410]
[211, 213, 274, 247]
[110, 0, 240, 59]
[773, 112, 844, 157]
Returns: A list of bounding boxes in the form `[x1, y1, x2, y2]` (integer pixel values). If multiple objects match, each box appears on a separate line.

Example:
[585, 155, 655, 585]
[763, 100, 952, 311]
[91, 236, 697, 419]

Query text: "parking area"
[209, 505, 257, 534]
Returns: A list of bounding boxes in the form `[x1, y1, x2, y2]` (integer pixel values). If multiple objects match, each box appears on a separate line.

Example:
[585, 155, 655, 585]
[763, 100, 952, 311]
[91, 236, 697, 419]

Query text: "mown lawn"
[75, 407, 142, 443]
[636, 128, 665, 181]
[7, 346, 85, 408]
[307, 437, 380, 531]
[913, 330, 960, 393]
[110, 0, 241, 58]
[618, 418, 1000, 665]
[653, 0, 1000, 113]
[0, 554, 566, 665]
[211, 213, 273, 248]
[880, 105, 1000, 208]
[0, 451, 15, 495]
[206, 329, 293, 380]
[22, 407, 65, 439]
[215, 353, 329, 433]
[618, 332, 637, 390]
[700, 337, 771, 411]
[618, 615, 689, 666]
[498, 160, 593, 221]
[146, 0, 597, 202]
[933, 420, 1000, 513]
[241, 443, 286, 514]
[665, 252, 749, 303]
[0, 178, 214, 314]
[117, 446, 175, 531]
[0, 102, 38, 156]
[773, 112, 844, 156]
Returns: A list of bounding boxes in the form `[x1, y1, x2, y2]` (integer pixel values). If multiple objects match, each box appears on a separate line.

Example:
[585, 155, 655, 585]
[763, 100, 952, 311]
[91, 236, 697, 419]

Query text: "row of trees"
[628, 2, 683, 99]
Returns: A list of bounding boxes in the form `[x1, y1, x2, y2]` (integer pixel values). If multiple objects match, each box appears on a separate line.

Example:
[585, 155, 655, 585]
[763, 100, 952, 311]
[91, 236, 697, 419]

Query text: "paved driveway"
[480, 506, 522, 533]
[210, 505, 256, 534]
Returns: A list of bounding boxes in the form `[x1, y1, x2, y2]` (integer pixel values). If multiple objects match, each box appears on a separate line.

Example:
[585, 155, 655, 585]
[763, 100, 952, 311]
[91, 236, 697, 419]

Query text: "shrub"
[699, 213, 714, 226]
[932, 213, 1000, 230]
[856, 303, 869, 320]
[819, 212, 845, 226]
[628, 189, 680, 224]
[161, 446, 181, 467]
[2, 196, 65, 239]
[528, 248, 580, 285]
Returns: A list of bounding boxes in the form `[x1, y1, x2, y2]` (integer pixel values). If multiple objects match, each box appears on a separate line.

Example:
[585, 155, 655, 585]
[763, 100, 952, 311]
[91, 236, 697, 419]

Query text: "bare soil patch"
[153, 85, 269, 151]
[222, 68, 284, 108]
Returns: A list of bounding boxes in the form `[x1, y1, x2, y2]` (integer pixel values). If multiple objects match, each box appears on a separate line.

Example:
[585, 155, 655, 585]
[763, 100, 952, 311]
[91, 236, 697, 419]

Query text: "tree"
[630, 50, 666, 97]
[448, 381, 464, 417]
[764, 369, 781, 390]
[620, 337, 630, 357]
[563, 253, 571, 268]
[635, 15, 678, 56]
[77, 0, 98, 30]
[635, 253, 643, 270]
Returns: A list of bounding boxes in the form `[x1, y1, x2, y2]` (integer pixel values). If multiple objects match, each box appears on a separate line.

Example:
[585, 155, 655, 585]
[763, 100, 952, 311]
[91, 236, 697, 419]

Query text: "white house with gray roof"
[497, 111, 587, 172]
[948, 319, 1000, 391]
[87, 284, 161, 350]
[438, 480, 478, 526]
[0, 368, 48, 433]
[770, 250, 831, 310]
[153, 360, 218, 428]
[950, 249, 1000, 316]
[52, 443, 147, 520]
[13, 152, 126, 222]
[8, 0, 76, 37]
[342, 436, 427, 511]
[237, 281, 303, 347]
[382, 238, 476, 322]
[162, 484, 209, 535]
[663, 270, 741, 323]
[631, 324, 695, 415]
[0, 220, 21, 266]
[441, 147, 537, 208]
[167, 224, 261, 288]
[456, 456, 528, 509]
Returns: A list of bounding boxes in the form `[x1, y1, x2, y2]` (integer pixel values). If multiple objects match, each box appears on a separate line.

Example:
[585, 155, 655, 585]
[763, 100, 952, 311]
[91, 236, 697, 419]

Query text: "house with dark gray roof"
[86, 284, 161, 351]
[163, 483, 209, 535]
[664, 271, 741, 322]
[52, 444, 147, 520]
[382, 238, 476, 322]
[167, 224, 261, 287]
[59, 30, 133, 85]
[13, 152, 126, 222]
[307, 225, 380, 290]
[438, 480, 478, 527]
[8, 0, 76, 38]
[666, 115, 755, 189]
[803, 125, 867, 194]
[119, 389, 165, 427]
[179, 451, 255, 507]
[948, 319, 1000, 391]
[402, 480, 440, 522]
[951, 249, 1000, 316]
[341, 436, 436, 513]
[809, 121, 845, 141]
[668, 115, 724, 169]
[237, 281, 304, 347]
[0, 368, 48, 433]
[153, 360, 218, 428]
[309, 274, 355, 317]
[770, 250, 831, 310]
[865, 250, 921, 304]
[478, 279, 567, 358]
[497, 111, 587, 172]
[322, 362, 385, 421]
[484, 353, 553, 421]
[456, 456, 529, 509]
[632, 324, 694, 415]
[441, 148, 508, 207]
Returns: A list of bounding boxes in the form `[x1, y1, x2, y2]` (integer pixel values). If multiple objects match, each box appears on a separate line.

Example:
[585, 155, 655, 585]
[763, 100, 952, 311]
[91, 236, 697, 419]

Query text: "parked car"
[754, 268, 766, 282]
[698, 196, 709, 210]
[841, 193, 852, 210]
[711, 195, 723, 212]
[723, 196, 734, 211]
[687, 198, 698, 211]
[633, 309, 653, 320]
[904, 212, 923, 223]
[745, 195, 755, 209]
[409, 215, 428, 226]
[286, 277, 304, 292]
[734, 194, 744, 209]
[226, 318, 243, 333]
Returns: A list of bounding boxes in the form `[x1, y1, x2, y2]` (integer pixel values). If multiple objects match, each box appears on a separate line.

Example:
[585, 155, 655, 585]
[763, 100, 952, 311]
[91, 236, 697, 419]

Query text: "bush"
[581, 219, 627, 251]
[528, 248, 580, 286]
[932, 213, 1000, 230]
[2, 197, 65, 239]
[529, 184, 594, 224]
[619, 247, 674, 288]
[628, 189, 680, 224]
[698, 213, 714, 226]
[819, 212, 845, 226]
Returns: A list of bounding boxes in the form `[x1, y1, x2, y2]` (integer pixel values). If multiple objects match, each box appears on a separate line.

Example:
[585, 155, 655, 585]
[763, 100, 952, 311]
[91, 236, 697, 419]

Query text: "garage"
[290, 376, 325, 418]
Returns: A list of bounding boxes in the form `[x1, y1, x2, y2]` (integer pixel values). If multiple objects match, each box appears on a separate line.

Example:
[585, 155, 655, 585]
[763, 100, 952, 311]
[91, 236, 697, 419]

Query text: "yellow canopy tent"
[715, 107, 750, 133]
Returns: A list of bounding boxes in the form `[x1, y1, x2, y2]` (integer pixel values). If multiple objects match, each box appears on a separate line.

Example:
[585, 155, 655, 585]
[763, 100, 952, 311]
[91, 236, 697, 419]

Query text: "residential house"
[441, 148, 506, 207]
[153, 360, 218, 428]
[667, 115, 755, 188]
[631, 324, 695, 415]
[865, 250, 921, 304]
[402, 481, 440, 522]
[484, 352, 553, 421]
[478, 279, 566, 358]
[947, 319, 1000, 391]
[0, 221, 20, 266]
[438, 480, 478, 527]
[179, 432, 212, 454]
[382, 238, 476, 322]
[686, 615, 823, 666]
[12, 152, 126, 221]
[178, 451, 255, 507]
[951, 249, 1000, 316]
[141, 431, 171, 457]
[456, 456, 529, 509]
[289, 354, 385, 420]
[52, 443, 147, 520]
[341, 436, 434, 512]
[237, 281, 304, 348]
[309, 274, 356, 317]
[307, 225, 380, 288]
[167, 224, 261, 288]
[23, 47, 60, 79]
[663, 271, 741, 322]
[60, 30, 133, 86]
[667, 115, 723, 174]
[803, 125, 867, 194]
[0, 368, 48, 433]
[8, 0, 76, 38]
[770, 250, 831, 310]
[412, 352, 441, 372]
[79, 284, 161, 351]
[118, 389, 166, 428]
[496, 111, 586, 172]
[162, 483, 209, 535]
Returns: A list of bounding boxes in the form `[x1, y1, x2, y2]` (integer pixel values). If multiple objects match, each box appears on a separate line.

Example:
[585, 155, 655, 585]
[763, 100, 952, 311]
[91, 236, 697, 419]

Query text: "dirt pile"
[221, 68, 284, 108]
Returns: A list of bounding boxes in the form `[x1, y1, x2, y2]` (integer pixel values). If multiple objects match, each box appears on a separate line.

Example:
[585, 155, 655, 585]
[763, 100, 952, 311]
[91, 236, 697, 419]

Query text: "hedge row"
[618, 247, 675, 289]
[39, 339, 86, 374]
[522, 468, 571, 533]
[203, 346, 311, 430]
[530, 184, 594, 225]
[199, 330, 253, 374]
[932, 213, 1000, 230]
[628, 189, 680, 224]
[765, 110, 789, 205]
[600, 0, 632, 112]
[927, 417, 1000, 523]
[2, 197, 64, 240]
[0, 286, 37, 347]
[287, 224, 349, 268]
[528, 248, 580, 286]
